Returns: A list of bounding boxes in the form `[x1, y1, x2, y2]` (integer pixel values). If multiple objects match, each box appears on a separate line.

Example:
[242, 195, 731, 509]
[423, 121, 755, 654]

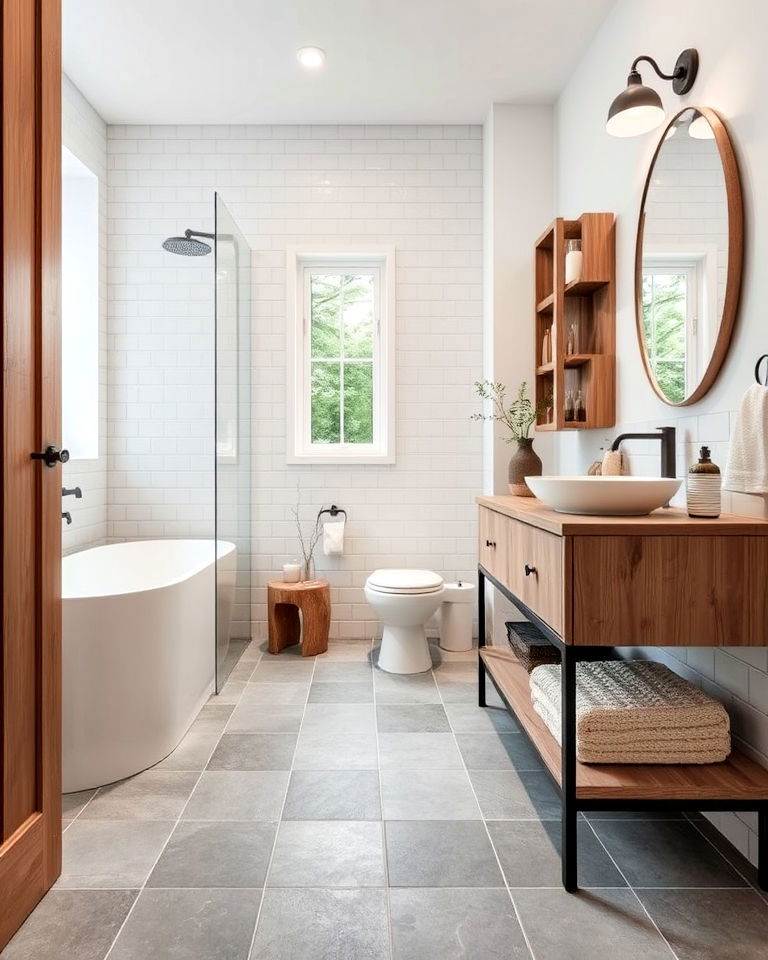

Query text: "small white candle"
[565, 250, 583, 285]
[283, 561, 301, 583]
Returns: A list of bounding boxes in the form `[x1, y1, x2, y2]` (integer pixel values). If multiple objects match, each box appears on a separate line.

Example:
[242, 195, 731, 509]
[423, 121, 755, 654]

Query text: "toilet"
[365, 569, 444, 674]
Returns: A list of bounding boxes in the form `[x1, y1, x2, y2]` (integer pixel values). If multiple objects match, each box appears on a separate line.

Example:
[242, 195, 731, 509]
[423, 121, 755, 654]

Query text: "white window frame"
[286, 246, 395, 465]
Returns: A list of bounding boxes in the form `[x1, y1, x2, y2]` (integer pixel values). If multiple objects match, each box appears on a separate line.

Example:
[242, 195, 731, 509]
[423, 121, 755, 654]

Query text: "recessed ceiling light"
[297, 46, 325, 69]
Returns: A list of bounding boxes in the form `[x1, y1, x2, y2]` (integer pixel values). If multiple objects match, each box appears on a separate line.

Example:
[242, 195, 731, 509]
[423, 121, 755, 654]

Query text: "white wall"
[106, 124, 483, 640]
[62, 76, 109, 552]
[555, 0, 768, 864]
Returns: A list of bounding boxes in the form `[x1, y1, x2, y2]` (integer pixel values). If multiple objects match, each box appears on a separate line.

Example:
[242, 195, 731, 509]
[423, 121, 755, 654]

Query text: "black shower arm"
[629, 55, 682, 82]
[185, 229, 215, 240]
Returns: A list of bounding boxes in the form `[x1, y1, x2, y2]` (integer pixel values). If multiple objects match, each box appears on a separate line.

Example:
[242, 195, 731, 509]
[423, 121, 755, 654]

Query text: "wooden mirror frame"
[635, 106, 744, 406]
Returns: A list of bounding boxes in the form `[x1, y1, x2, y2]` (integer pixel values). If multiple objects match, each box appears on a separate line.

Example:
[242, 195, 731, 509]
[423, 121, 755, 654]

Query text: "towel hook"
[317, 504, 347, 525]
[755, 355, 768, 386]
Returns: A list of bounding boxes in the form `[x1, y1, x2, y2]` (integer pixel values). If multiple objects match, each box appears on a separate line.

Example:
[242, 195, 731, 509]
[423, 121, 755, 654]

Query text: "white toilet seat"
[367, 568, 443, 595]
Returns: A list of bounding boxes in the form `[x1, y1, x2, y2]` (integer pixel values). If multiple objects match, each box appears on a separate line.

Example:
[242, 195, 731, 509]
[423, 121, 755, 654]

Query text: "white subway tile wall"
[106, 123, 484, 640]
[62, 77, 108, 552]
[609, 411, 768, 865]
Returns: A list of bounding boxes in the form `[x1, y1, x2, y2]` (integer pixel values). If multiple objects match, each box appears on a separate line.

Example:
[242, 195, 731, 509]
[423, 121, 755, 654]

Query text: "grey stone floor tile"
[267, 820, 385, 887]
[378, 733, 463, 770]
[433, 662, 477, 683]
[432, 682, 478, 703]
[61, 790, 96, 821]
[316, 640, 374, 661]
[212, 681, 247, 704]
[251, 888, 389, 960]
[228, 659, 259, 681]
[189, 702, 235, 734]
[592, 819, 748, 888]
[227, 702, 305, 733]
[637, 888, 768, 959]
[108, 888, 259, 960]
[488, 820, 625, 888]
[207, 733, 297, 771]
[249, 659, 315, 683]
[303, 702, 376, 734]
[381, 769, 480, 820]
[182, 771, 289, 821]
[292, 732, 379, 770]
[455, 733, 543, 771]
[308, 681, 373, 703]
[314, 661, 373, 682]
[77, 771, 198, 820]
[147, 820, 277, 888]
[386, 821, 503, 887]
[154, 728, 219, 771]
[0, 889, 137, 960]
[444, 703, 519, 733]
[390, 887, 530, 960]
[57, 820, 174, 889]
[469, 769, 562, 820]
[376, 704, 449, 733]
[373, 671, 441, 704]
[512, 888, 673, 960]
[283, 770, 382, 820]
[242, 682, 309, 705]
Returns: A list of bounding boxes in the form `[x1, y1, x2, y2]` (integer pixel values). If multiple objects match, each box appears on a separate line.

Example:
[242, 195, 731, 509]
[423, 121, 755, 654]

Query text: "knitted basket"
[505, 620, 560, 673]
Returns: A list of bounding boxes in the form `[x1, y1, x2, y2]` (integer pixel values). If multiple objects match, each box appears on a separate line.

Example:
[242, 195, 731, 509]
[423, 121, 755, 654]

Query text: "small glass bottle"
[687, 446, 721, 518]
[567, 322, 578, 355]
[576, 389, 587, 422]
[541, 329, 550, 366]
[564, 390, 574, 422]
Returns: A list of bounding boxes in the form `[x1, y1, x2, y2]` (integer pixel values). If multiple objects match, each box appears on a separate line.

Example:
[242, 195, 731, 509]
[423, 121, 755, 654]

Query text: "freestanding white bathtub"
[62, 539, 236, 792]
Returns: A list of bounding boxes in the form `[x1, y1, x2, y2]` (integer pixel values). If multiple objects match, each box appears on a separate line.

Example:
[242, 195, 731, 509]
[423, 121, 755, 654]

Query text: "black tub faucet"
[610, 427, 676, 478]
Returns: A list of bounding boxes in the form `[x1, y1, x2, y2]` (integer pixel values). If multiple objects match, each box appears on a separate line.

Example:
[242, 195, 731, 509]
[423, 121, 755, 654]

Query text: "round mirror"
[635, 106, 743, 405]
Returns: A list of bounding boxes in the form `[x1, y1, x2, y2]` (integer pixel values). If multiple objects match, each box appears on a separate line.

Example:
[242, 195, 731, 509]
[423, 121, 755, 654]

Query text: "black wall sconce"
[606, 48, 699, 137]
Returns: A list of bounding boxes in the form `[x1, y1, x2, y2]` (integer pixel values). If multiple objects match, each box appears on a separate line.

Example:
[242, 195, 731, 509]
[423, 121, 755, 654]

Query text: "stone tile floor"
[4, 638, 768, 959]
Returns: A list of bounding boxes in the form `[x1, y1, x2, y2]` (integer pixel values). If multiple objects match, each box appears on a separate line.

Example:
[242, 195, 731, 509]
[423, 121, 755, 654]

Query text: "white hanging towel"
[323, 520, 345, 556]
[724, 383, 768, 493]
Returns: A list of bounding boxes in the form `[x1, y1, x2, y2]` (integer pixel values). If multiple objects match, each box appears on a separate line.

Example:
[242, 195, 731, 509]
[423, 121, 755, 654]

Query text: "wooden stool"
[267, 579, 331, 657]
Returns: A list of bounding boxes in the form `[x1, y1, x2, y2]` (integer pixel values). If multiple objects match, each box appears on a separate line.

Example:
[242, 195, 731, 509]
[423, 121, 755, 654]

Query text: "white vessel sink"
[524, 475, 683, 516]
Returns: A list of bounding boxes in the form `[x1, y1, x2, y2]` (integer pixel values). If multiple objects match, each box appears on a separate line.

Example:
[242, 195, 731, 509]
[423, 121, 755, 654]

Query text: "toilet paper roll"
[323, 520, 345, 556]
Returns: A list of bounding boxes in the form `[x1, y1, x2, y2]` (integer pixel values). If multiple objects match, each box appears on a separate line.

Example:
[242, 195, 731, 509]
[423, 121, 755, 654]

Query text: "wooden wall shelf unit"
[534, 213, 616, 431]
[476, 495, 768, 893]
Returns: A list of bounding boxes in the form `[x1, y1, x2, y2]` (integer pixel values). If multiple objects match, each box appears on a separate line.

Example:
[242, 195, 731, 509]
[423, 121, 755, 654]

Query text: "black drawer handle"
[485, 539, 497, 548]
[524, 564, 537, 577]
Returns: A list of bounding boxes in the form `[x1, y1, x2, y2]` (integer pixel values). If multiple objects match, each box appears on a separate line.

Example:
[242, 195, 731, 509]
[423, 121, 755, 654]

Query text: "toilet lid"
[367, 569, 444, 594]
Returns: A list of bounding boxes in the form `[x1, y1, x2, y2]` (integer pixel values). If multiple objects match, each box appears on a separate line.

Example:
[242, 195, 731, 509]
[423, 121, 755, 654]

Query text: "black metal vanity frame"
[477, 564, 768, 893]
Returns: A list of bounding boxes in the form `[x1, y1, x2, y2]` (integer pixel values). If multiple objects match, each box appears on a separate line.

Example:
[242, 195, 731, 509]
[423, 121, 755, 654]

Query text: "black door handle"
[31, 445, 69, 468]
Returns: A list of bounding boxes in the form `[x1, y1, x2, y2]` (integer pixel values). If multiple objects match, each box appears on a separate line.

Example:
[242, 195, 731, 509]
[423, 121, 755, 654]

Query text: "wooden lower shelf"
[480, 646, 768, 802]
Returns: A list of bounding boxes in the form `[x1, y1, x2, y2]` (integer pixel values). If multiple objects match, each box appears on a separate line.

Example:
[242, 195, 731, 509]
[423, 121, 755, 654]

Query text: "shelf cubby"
[534, 213, 616, 431]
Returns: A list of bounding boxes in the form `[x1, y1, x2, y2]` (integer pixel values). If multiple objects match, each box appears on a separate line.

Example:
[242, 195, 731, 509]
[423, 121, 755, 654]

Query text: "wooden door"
[0, 0, 62, 948]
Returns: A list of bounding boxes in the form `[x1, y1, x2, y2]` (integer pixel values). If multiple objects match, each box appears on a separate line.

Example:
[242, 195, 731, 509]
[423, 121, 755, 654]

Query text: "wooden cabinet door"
[0, 0, 62, 948]
[507, 519, 565, 634]
[478, 507, 509, 585]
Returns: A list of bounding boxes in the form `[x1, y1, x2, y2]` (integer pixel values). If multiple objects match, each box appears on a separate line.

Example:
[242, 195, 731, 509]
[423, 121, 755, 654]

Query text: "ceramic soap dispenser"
[687, 446, 721, 518]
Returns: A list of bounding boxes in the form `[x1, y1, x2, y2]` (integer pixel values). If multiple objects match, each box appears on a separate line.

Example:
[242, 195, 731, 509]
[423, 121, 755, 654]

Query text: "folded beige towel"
[529, 660, 731, 764]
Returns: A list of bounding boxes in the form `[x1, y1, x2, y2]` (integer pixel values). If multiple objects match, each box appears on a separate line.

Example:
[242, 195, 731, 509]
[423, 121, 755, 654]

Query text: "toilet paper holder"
[317, 504, 348, 524]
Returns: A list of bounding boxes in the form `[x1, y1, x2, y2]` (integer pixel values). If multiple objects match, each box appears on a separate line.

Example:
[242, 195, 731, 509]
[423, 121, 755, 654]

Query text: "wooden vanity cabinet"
[477, 496, 768, 647]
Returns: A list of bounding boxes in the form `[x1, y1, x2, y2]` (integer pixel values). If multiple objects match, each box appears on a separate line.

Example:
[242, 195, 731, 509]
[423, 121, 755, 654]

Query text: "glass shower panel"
[214, 193, 252, 690]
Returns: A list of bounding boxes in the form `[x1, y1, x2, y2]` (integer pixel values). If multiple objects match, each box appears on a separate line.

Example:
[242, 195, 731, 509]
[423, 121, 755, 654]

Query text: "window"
[62, 147, 99, 459]
[642, 252, 714, 404]
[287, 248, 395, 463]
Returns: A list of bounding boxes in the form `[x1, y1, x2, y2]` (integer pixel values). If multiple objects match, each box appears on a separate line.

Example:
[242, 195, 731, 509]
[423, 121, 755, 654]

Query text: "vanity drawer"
[479, 506, 509, 585]
[506, 518, 564, 634]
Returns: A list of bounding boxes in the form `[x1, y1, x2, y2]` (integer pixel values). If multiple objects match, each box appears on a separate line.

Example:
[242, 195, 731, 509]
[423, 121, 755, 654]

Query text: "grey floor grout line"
[682, 811, 763, 895]
[431, 648, 539, 960]
[582, 817, 680, 959]
[371, 637, 396, 960]
[100, 644, 263, 960]
[245, 645, 318, 960]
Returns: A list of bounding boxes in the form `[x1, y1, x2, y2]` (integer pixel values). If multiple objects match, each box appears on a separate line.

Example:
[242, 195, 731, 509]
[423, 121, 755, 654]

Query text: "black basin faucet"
[62, 511, 72, 525]
[610, 427, 677, 478]
[62, 486, 82, 499]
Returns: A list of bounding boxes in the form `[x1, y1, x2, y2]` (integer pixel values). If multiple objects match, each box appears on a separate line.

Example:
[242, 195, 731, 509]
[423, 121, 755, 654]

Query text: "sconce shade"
[606, 72, 665, 137]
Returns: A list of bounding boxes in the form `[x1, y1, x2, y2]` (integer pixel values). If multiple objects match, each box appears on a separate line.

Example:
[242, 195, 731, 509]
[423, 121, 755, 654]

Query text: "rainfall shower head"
[162, 228, 214, 256]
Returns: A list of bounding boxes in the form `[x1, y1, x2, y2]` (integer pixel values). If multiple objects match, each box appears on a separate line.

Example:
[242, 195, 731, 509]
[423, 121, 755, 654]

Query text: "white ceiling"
[63, 0, 615, 124]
